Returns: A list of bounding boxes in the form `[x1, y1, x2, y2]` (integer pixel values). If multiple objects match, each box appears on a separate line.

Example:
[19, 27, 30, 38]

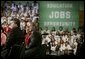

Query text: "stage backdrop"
[39, 1, 79, 31]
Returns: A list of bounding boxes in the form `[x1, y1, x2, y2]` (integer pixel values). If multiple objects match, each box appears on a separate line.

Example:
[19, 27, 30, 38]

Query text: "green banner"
[39, 1, 79, 31]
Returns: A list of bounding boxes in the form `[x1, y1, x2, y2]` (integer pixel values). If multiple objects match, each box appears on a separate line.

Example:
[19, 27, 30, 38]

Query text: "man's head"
[45, 26, 48, 31]
[59, 26, 63, 31]
[26, 22, 35, 32]
[10, 18, 20, 29]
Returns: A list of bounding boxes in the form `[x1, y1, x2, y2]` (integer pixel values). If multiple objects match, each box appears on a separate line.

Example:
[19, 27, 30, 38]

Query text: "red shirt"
[25, 32, 32, 46]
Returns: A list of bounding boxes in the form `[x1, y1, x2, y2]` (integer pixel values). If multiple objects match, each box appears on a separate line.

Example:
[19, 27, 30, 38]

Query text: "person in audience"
[42, 26, 50, 35]
[20, 19, 25, 30]
[24, 22, 42, 58]
[62, 32, 68, 43]
[50, 37, 58, 52]
[58, 26, 64, 35]
[64, 28, 69, 34]
[71, 28, 77, 35]
[51, 27, 56, 36]
[11, 3, 17, 14]
[1, 14, 7, 24]
[59, 38, 65, 55]
[64, 41, 72, 55]
[1, 27, 7, 49]
[3, 18, 24, 58]
[55, 31, 60, 44]
[32, 14, 39, 23]
[72, 39, 78, 55]
[32, 1, 39, 15]
[71, 31, 78, 46]
[25, 25, 32, 48]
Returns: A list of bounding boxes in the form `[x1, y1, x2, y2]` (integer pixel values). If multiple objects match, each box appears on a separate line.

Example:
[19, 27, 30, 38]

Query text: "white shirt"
[32, 2, 39, 10]
[26, 6, 29, 13]
[43, 30, 50, 34]
[21, 16, 25, 20]
[60, 43, 72, 51]
[7, 16, 12, 24]
[32, 16, 39, 22]
[16, 14, 20, 19]
[71, 35, 78, 44]
[62, 35, 68, 42]
[1, 16, 7, 24]
[73, 41, 78, 49]
[77, 33, 81, 39]
[58, 30, 64, 34]
[60, 44, 65, 51]
[20, 21, 25, 30]
[73, 41, 78, 55]
[65, 44, 72, 50]
[11, 5, 17, 12]
[46, 35, 51, 43]
[32, 7, 38, 15]
[42, 35, 51, 46]
[42, 37, 47, 44]
[51, 45, 56, 51]
[20, 12, 24, 17]
[21, 5, 24, 12]
[54, 35, 60, 43]
[50, 40, 58, 51]
[24, 12, 28, 17]
[52, 31, 56, 36]
[71, 30, 75, 35]
[11, 12, 16, 17]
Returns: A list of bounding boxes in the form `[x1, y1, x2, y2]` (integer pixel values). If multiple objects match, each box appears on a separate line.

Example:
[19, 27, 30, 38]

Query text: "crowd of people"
[1, 1, 84, 58]
[1, 1, 41, 58]
[1, 1, 39, 46]
[1, 1, 39, 33]
[41, 26, 84, 55]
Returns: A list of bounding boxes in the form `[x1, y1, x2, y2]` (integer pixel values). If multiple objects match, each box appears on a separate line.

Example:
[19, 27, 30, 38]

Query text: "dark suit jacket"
[1, 27, 25, 58]
[28, 31, 42, 49]
[6, 27, 24, 48]
[24, 31, 42, 58]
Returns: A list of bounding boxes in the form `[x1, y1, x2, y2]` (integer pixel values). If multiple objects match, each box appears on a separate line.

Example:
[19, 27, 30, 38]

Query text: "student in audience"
[32, 14, 39, 22]
[2, 21, 11, 35]
[20, 19, 25, 30]
[71, 28, 77, 35]
[58, 26, 64, 35]
[1, 27, 7, 49]
[60, 41, 72, 55]
[55, 31, 60, 44]
[67, 33, 72, 46]
[59, 38, 65, 55]
[64, 41, 72, 55]
[32, 1, 39, 14]
[71, 31, 78, 45]
[51, 27, 56, 36]
[72, 39, 78, 55]
[50, 37, 58, 52]
[42, 26, 50, 35]
[11, 3, 17, 13]
[1, 14, 7, 24]
[64, 28, 69, 34]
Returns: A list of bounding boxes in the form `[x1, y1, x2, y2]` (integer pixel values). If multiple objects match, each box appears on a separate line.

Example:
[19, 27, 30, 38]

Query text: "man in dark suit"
[24, 22, 43, 58]
[1, 18, 25, 58]
[6, 18, 24, 48]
